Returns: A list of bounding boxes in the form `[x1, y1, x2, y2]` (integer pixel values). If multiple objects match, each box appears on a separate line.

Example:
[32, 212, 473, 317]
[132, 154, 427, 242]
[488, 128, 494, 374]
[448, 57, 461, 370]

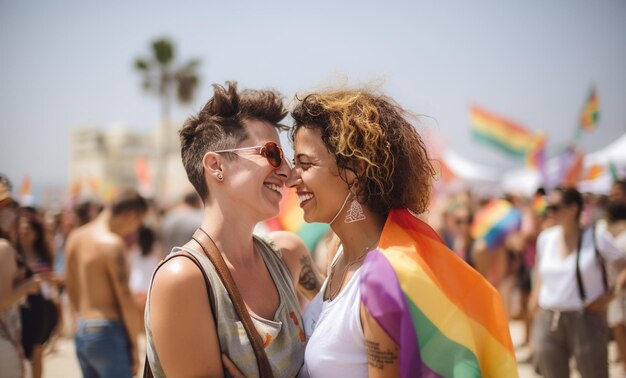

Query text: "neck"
[198, 204, 259, 266]
[561, 219, 580, 236]
[103, 211, 125, 236]
[332, 210, 385, 261]
[560, 220, 581, 251]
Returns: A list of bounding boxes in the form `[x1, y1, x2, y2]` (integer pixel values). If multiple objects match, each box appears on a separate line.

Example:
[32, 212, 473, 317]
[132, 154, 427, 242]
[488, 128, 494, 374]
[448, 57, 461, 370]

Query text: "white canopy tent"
[501, 133, 626, 196]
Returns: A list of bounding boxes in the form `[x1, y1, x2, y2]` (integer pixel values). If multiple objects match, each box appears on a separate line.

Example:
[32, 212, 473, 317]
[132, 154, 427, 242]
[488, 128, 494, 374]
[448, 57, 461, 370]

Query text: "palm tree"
[134, 38, 200, 204]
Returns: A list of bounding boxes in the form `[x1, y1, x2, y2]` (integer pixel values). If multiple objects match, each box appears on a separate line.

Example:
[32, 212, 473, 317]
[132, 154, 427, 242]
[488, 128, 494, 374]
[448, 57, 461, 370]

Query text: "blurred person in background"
[0, 174, 42, 378]
[66, 189, 148, 378]
[74, 200, 103, 227]
[160, 191, 203, 258]
[16, 213, 61, 378]
[450, 203, 475, 267]
[601, 180, 626, 370]
[531, 186, 626, 378]
[128, 225, 160, 329]
[515, 189, 550, 357]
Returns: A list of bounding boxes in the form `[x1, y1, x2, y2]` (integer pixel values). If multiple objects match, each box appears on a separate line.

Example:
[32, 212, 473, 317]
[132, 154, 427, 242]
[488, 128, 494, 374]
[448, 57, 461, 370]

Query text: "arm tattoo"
[365, 340, 398, 369]
[298, 255, 319, 291]
[115, 251, 128, 283]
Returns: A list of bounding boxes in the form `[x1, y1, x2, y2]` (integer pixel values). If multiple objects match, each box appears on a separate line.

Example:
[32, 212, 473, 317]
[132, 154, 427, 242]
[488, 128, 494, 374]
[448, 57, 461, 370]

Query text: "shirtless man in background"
[65, 189, 147, 378]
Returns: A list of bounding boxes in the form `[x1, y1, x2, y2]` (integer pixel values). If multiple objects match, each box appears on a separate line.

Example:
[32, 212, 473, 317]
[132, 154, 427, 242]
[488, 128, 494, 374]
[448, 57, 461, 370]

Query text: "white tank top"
[301, 247, 368, 378]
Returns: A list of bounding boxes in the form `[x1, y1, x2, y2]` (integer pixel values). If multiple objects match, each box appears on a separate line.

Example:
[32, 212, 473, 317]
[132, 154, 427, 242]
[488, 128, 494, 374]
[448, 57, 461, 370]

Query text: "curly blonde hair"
[290, 88, 435, 216]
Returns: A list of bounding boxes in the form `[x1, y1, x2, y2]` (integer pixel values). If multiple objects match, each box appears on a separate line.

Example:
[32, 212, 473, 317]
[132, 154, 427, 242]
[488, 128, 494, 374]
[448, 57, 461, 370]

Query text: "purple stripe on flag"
[360, 250, 440, 378]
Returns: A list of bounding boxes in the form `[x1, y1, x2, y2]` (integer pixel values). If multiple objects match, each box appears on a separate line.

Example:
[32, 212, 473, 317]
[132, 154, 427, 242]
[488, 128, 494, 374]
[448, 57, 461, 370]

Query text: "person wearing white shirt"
[532, 186, 626, 378]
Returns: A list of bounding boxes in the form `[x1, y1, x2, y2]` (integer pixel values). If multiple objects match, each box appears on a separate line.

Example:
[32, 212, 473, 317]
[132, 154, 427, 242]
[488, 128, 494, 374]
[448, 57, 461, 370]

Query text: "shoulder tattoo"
[298, 255, 319, 291]
[115, 250, 128, 283]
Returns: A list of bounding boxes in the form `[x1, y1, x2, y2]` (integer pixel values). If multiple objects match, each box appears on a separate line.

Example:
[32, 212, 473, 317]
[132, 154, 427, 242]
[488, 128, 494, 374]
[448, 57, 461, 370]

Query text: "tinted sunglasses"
[214, 141, 285, 168]
[546, 204, 561, 213]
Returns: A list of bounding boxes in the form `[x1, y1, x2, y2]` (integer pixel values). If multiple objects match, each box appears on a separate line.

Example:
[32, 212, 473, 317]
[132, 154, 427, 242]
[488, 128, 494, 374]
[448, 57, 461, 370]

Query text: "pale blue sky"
[1, 0, 625, 197]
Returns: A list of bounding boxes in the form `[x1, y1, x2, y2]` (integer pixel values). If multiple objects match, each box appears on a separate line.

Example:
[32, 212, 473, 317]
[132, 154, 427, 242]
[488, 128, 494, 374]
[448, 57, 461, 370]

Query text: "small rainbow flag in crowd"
[532, 194, 547, 217]
[360, 209, 517, 377]
[580, 87, 599, 132]
[470, 105, 536, 159]
[264, 188, 329, 252]
[471, 199, 522, 251]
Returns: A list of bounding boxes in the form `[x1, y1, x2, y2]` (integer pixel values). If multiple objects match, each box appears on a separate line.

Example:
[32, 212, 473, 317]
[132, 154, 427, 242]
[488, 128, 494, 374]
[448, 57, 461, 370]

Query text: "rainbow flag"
[470, 105, 535, 159]
[471, 199, 522, 251]
[360, 209, 517, 377]
[525, 133, 546, 170]
[580, 87, 599, 132]
[532, 194, 547, 217]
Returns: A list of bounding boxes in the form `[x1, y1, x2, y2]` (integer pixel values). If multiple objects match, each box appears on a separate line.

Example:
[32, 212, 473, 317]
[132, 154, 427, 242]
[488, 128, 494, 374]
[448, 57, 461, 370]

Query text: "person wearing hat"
[0, 174, 41, 377]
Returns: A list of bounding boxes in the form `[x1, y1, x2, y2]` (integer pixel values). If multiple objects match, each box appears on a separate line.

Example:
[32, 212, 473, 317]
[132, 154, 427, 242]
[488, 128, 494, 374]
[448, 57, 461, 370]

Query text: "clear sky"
[1, 0, 625, 196]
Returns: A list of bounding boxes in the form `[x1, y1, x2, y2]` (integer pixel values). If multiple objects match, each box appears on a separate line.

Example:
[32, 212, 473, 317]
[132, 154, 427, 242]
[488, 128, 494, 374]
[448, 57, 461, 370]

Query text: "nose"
[285, 165, 300, 188]
[274, 157, 292, 182]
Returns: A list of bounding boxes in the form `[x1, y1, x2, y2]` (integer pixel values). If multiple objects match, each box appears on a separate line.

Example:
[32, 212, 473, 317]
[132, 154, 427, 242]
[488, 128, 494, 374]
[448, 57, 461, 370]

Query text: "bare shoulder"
[268, 231, 309, 266]
[151, 255, 206, 296]
[0, 239, 17, 264]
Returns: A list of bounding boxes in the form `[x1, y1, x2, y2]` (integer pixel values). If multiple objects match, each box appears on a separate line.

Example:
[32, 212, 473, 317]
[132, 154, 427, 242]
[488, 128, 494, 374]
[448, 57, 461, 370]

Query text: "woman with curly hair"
[288, 88, 517, 377]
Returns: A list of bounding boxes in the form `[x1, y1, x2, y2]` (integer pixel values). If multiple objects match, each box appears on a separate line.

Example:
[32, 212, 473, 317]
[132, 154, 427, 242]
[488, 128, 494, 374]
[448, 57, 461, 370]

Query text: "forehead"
[241, 119, 280, 144]
[548, 191, 563, 203]
[293, 126, 330, 157]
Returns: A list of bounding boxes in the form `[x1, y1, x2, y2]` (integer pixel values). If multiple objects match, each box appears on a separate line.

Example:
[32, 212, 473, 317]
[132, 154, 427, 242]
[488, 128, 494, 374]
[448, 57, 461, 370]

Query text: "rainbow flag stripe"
[471, 199, 521, 251]
[525, 133, 546, 170]
[470, 105, 535, 158]
[532, 194, 547, 217]
[580, 88, 599, 132]
[360, 209, 517, 377]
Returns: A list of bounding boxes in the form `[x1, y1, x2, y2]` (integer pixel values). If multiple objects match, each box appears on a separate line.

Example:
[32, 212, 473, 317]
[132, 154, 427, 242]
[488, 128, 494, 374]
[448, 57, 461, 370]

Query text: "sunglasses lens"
[547, 204, 560, 212]
[262, 142, 283, 168]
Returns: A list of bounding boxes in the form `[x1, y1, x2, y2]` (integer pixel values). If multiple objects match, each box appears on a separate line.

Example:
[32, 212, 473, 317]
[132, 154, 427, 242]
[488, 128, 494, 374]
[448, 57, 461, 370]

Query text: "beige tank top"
[145, 236, 306, 377]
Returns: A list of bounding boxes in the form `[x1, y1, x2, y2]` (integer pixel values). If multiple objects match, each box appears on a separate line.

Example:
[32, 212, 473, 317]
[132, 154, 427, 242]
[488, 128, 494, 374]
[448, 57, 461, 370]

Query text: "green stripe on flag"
[406, 294, 482, 378]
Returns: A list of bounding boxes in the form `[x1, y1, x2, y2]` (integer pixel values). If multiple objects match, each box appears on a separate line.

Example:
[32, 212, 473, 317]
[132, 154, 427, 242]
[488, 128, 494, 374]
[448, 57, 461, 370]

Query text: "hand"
[222, 354, 244, 378]
[25, 275, 41, 295]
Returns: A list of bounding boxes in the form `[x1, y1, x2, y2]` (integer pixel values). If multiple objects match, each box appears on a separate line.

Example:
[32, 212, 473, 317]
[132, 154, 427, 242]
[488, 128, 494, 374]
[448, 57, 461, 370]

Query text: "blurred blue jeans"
[74, 319, 132, 378]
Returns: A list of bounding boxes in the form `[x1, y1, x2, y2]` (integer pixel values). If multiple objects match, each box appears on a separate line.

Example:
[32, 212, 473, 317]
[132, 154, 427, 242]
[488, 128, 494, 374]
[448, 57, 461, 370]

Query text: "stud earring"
[216, 172, 224, 181]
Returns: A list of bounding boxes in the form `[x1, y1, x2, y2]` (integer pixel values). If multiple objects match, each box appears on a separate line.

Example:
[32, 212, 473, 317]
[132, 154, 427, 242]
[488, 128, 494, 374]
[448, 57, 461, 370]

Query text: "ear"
[341, 159, 366, 189]
[203, 152, 224, 182]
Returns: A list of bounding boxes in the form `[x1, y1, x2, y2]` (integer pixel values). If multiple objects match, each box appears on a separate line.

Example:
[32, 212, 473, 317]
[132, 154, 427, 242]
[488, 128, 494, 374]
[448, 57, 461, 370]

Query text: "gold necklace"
[325, 239, 379, 301]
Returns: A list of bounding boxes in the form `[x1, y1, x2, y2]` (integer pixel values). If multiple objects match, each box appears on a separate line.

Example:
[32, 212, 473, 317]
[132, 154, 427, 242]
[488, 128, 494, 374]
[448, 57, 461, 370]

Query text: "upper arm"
[64, 233, 79, 310]
[360, 303, 400, 378]
[268, 231, 321, 300]
[149, 256, 223, 377]
[0, 242, 17, 298]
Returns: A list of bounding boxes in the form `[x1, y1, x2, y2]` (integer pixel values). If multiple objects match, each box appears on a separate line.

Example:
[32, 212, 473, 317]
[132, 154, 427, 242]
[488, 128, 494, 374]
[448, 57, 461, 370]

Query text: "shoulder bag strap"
[192, 229, 274, 378]
[575, 229, 586, 302]
[592, 224, 610, 292]
[143, 249, 217, 378]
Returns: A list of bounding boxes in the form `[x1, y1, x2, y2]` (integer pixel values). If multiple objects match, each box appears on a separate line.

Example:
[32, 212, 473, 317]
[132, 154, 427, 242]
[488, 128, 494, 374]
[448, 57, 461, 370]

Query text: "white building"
[68, 122, 191, 206]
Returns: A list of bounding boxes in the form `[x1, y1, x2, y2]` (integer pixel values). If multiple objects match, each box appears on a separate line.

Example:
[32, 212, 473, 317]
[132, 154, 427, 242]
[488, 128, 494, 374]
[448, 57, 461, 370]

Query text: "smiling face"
[287, 126, 353, 224]
[216, 119, 291, 222]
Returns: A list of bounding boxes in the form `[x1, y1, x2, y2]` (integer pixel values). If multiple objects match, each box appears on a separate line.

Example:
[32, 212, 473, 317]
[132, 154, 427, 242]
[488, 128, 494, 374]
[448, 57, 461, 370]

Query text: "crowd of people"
[1, 81, 625, 378]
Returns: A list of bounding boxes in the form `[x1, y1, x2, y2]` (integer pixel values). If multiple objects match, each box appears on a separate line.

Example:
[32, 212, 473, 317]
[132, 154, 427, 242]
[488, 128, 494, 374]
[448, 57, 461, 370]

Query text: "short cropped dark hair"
[110, 189, 148, 216]
[179, 81, 287, 202]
